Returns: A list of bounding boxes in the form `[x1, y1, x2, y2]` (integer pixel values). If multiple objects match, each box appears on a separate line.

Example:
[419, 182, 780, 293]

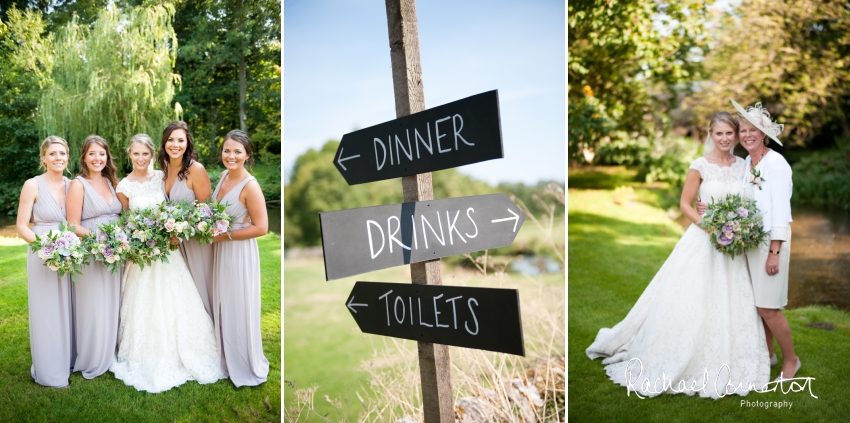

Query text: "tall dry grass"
[284, 184, 565, 423]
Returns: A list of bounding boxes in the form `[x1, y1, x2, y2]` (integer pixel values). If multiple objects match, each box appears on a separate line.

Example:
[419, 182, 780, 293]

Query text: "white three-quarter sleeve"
[767, 156, 793, 241]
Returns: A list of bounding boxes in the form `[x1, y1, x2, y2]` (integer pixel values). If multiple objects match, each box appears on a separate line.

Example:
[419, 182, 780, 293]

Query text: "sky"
[283, 0, 565, 186]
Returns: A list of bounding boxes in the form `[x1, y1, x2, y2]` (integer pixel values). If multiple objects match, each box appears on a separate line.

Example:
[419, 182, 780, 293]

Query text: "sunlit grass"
[568, 176, 850, 421]
[0, 234, 281, 422]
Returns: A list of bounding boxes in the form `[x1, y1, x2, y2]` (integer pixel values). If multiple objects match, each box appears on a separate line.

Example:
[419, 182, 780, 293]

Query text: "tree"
[568, 0, 712, 163]
[31, 2, 180, 171]
[171, 0, 280, 163]
[684, 0, 850, 147]
[284, 141, 496, 248]
[0, 12, 42, 212]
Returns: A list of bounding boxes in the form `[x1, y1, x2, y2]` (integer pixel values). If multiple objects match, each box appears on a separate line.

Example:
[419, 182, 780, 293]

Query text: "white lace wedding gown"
[110, 171, 226, 393]
[586, 157, 770, 398]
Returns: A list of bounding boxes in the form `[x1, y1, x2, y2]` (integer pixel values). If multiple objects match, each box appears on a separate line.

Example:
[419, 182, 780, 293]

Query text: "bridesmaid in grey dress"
[158, 121, 214, 317]
[66, 135, 122, 379]
[211, 130, 269, 387]
[16, 136, 75, 388]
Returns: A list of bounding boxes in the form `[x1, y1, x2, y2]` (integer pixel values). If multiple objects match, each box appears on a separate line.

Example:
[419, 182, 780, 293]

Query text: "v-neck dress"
[166, 170, 214, 318]
[211, 171, 269, 387]
[26, 175, 74, 387]
[72, 176, 122, 379]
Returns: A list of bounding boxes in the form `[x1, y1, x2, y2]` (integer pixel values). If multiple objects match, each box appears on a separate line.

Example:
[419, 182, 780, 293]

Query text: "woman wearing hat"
[731, 100, 798, 381]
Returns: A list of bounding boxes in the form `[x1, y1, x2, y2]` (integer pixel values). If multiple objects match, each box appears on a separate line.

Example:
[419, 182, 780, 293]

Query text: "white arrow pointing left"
[337, 148, 361, 171]
[491, 208, 521, 232]
[347, 296, 368, 313]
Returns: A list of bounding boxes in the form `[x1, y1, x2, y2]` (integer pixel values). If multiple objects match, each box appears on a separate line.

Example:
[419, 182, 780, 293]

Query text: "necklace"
[751, 146, 769, 168]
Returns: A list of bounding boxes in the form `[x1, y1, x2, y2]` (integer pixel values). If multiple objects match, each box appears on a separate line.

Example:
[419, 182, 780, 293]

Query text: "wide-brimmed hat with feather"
[730, 99, 784, 146]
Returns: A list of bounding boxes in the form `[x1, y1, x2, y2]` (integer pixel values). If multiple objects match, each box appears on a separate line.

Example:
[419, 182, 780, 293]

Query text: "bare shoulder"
[188, 161, 210, 179]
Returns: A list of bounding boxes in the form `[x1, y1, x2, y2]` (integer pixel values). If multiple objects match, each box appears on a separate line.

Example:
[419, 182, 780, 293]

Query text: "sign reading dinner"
[346, 281, 525, 356]
[333, 90, 504, 185]
[319, 193, 525, 280]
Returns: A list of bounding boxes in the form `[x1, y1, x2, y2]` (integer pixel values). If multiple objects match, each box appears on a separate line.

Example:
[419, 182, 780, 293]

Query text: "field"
[0, 234, 281, 423]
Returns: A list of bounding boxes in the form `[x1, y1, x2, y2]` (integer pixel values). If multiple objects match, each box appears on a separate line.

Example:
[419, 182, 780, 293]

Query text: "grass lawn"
[0, 234, 281, 423]
[568, 178, 850, 421]
[284, 251, 565, 420]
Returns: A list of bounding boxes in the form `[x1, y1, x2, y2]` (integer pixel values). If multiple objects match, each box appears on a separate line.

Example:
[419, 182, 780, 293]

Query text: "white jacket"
[742, 150, 793, 241]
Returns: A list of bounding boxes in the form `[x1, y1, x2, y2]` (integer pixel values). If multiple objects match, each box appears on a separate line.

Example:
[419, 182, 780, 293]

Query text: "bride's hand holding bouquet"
[699, 193, 768, 259]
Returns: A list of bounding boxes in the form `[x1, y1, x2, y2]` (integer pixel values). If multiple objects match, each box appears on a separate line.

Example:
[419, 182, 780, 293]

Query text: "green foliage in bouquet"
[699, 194, 769, 259]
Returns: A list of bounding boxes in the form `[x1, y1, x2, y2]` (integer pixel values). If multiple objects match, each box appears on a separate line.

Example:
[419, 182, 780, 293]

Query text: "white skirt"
[747, 230, 791, 309]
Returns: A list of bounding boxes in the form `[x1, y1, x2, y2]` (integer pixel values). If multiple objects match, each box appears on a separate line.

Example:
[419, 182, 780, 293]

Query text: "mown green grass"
[568, 179, 850, 422]
[0, 234, 281, 423]
[284, 254, 565, 420]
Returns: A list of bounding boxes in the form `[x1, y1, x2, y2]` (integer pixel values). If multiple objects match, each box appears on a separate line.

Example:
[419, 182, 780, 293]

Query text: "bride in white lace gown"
[110, 135, 226, 393]
[586, 113, 770, 398]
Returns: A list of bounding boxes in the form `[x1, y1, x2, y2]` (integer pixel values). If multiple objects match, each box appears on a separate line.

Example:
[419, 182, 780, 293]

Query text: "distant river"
[674, 205, 849, 312]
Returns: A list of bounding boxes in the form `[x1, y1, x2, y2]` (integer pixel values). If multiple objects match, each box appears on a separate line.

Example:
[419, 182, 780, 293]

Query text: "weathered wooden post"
[384, 1, 454, 421]
[320, 3, 524, 421]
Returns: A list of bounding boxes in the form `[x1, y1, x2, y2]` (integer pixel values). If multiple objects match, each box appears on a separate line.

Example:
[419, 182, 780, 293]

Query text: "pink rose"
[754, 177, 761, 185]
[748, 174, 755, 182]
[164, 218, 176, 232]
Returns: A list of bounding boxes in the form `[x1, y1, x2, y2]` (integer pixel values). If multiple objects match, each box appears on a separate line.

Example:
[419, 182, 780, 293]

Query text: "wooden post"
[384, 1, 454, 422]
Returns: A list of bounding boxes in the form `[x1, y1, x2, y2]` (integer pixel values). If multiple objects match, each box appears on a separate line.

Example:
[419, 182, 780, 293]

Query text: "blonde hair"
[709, 112, 739, 134]
[127, 133, 156, 157]
[38, 136, 70, 172]
[737, 116, 769, 146]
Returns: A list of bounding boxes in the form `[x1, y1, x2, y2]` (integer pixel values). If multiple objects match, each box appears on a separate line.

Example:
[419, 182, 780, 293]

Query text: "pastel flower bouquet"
[121, 207, 171, 269]
[699, 193, 769, 259]
[29, 220, 87, 282]
[85, 222, 130, 275]
[188, 200, 232, 244]
[155, 201, 195, 250]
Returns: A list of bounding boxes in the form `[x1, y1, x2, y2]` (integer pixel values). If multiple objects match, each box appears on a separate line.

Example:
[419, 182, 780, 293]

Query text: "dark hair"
[157, 121, 198, 181]
[77, 135, 119, 187]
[219, 130, 255, 168]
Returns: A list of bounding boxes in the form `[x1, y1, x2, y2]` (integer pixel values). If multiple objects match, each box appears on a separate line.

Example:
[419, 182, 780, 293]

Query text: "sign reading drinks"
[333, 90, 503, 185]
[319, 193, 525, 280]
[346, 281, 525, 356]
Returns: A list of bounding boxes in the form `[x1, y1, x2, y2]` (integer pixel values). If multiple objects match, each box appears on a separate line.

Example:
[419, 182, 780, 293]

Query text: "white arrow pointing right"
[347, 296, 368, 313]
[491, 208, 520, 232]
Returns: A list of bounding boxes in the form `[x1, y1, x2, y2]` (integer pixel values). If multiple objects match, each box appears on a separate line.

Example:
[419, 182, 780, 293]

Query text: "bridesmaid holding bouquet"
[16, 136, 74, 387]
[211, 130, 269, 387]
[159, 121, 214, 318]
[66, 135, 122, 379]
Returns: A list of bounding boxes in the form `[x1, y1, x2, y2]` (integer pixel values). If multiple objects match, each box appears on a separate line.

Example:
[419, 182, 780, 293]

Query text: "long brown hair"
[77, 135, 119, 187]
[157, 121, 198, 181]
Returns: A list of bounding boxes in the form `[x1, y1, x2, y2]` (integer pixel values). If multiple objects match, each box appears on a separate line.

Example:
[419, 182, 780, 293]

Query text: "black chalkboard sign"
[319, 193, 525, 280]
[334, 90, 504, 185]
[346, 281, 524, 356]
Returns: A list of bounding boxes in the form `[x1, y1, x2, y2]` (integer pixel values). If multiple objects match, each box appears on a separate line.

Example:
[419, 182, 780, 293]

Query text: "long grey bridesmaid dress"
[166, 169, 214, 318]
[211, 171, 269, 387]
[72, 176, 122, 379]
[26, 175, 74, 387]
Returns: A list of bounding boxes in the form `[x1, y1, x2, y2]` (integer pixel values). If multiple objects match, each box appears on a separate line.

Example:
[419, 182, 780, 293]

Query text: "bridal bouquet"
[121, 208, 170, 268]
[29, 220, 87, 282]
[188, 200, 232, 244]
[85, 222, 130, 275]
[155, 201, 195, 250]
[699, 193, 769, 259]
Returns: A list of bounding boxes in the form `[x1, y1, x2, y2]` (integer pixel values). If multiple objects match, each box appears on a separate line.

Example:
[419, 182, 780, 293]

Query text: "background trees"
[0, 0, 281, 213]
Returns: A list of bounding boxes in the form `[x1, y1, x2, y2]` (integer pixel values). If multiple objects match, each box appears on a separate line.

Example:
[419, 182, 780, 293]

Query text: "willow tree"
[39, 2, 180, 171]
